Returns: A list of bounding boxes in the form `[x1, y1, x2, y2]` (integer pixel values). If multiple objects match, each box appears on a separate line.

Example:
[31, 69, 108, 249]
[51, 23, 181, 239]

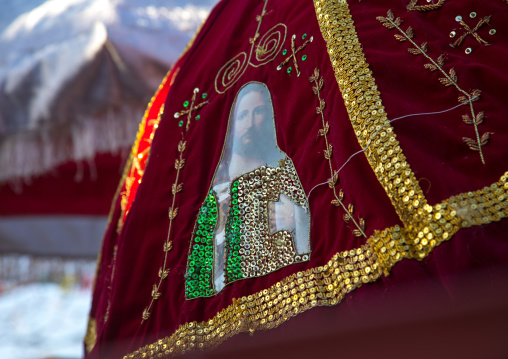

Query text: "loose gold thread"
[377, 10, 489, 164]
[310, 67, 366, 238]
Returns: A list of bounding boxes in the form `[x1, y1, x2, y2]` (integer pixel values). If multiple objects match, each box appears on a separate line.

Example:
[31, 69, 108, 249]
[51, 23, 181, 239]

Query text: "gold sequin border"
[84, 317, 97, 354]
[125, 171, 508, 359]
[314, 0, 427, 231]
[369, 173, 508, 273]
[125, 243, 382, 359]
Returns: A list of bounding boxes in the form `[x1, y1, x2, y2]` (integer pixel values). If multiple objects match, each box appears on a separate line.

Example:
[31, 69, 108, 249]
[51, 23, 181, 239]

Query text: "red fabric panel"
[86, 1, 508, 358]
[0, 153, 124, 216]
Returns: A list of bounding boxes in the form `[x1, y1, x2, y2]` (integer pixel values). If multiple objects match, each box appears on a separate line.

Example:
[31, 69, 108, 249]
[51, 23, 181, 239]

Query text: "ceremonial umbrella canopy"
[0, 0, 216, 263]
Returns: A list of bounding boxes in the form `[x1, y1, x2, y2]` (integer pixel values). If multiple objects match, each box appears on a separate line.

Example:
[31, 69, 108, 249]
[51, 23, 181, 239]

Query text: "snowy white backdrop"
[0, 1, 217, 358]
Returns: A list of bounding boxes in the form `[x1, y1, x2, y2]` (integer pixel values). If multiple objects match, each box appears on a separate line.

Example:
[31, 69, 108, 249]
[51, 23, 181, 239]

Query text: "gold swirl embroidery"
[377, 10, 490, 164]
[253, 23, 288, 66]
[215, 1, 287, 94]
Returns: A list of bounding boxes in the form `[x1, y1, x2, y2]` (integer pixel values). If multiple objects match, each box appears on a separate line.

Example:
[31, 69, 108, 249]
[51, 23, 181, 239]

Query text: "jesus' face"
[232, 90, 269, 158]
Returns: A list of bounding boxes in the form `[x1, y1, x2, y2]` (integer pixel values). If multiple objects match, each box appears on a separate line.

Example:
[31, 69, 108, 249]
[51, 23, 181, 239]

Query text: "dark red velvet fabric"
[87, 1, 508, 358]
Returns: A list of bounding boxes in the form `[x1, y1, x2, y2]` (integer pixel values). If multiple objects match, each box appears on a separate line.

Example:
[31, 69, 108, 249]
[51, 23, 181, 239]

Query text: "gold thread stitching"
[377, 10, 490, 164]
[407, 0, 447, 12]
[276, 34, 313, 76]
[451, 16, 491, 48]
[309, 67, 366, 237]
[142, 88, 209, 322]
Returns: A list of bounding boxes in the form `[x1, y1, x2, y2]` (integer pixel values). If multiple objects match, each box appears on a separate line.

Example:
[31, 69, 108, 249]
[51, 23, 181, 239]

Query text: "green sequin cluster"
[185, 190, 217, 299]
[225, 180, 243, 282]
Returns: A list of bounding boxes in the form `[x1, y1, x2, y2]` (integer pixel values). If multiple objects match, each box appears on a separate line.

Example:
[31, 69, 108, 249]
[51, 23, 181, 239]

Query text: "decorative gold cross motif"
[277, 34, 313, 77]
[174, 88, 209, 131]
[450, 15, 491, 48]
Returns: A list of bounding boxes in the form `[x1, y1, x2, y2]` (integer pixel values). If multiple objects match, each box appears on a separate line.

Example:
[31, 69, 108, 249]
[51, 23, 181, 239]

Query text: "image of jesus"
[185, 82, 311, 299]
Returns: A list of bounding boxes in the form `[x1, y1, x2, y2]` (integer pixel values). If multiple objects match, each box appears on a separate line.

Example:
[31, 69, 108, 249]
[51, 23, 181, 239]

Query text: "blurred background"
[0, 0, 217, 357]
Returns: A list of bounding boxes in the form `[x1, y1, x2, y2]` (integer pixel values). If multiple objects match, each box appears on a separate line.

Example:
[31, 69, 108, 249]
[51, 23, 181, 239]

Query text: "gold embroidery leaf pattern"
[310, 67, 366, 237]
[377, 10, 490, 164]
[142, 88, 209, 323]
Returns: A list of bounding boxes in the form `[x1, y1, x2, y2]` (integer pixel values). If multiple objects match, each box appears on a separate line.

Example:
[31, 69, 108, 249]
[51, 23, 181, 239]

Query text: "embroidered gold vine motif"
[142, 88, 209, 322]
[277, 33, 314, 76]
[186, 82, 311, 299]
[377, 10, 491, 164]
[407, 0, 447, 12]
[309, 68, 366, 238]
[215, 0, 287, 94]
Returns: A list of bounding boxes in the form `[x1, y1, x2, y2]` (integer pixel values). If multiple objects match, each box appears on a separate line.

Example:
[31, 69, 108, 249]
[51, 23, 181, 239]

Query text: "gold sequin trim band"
[314, 0, 427, 232]
[84, 317, 97, 354]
